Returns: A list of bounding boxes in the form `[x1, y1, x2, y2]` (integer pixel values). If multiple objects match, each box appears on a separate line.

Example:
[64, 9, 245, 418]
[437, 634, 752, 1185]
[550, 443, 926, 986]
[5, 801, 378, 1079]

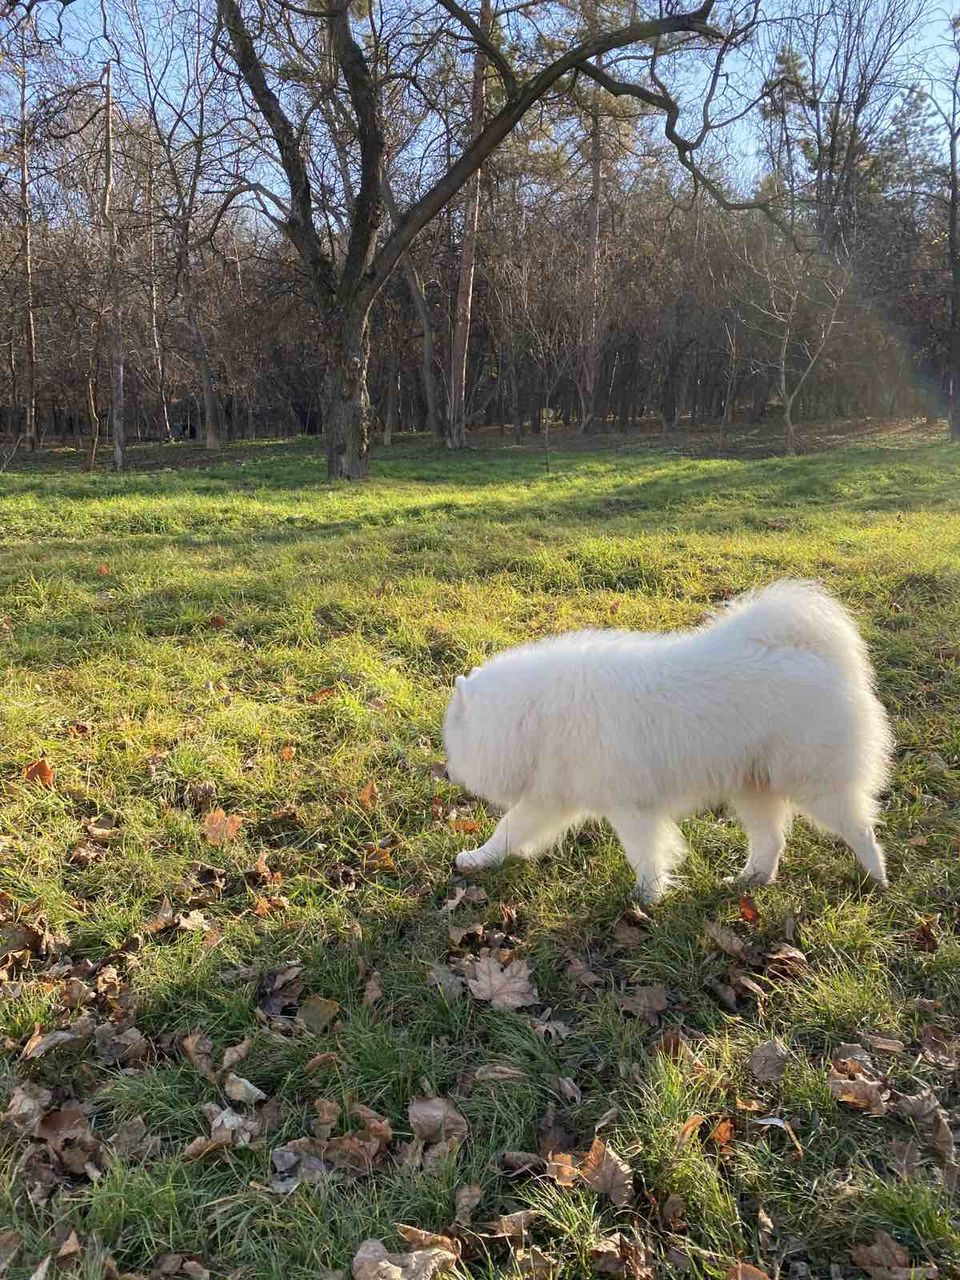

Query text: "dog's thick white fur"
[443, 580, 893, 901]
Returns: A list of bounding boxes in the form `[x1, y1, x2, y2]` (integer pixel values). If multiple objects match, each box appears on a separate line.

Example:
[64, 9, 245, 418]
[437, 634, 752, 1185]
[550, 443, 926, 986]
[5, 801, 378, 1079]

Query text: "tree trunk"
[324, 319, 372, 479]
[111, 356, 125, 471]
[579, 76, 603, 434]
[102, 62, 125, 471]
[401, 253, 442, 441]
[19, 42, 37, 453]
[383, 351, 398, 445]
[184, 279, 222, 451]
[147, 155, 172, 443]
[949, 119, 960, 441]
[446, 0, 490, 450]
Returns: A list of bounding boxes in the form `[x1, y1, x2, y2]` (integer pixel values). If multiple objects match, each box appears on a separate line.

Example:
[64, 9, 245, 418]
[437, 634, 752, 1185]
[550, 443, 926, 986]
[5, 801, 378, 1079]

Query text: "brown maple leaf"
[466, 952, 539, 1009]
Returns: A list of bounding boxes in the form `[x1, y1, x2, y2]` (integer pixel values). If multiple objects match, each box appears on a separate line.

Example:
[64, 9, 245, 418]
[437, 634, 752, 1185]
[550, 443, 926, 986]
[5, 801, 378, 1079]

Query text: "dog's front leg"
[608, 808, 687, 903]
[455, 817, 510, 872]
[456, 801, 575, 873]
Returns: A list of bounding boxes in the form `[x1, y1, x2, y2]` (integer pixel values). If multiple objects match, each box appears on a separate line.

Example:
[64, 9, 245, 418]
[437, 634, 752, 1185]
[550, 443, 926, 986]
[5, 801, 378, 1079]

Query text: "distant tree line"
[1, 0, 959, 476]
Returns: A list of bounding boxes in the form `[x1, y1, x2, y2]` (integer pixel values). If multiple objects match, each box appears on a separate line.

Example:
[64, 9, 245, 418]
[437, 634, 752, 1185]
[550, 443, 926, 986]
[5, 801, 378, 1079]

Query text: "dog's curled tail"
[712, 579, 876, 686]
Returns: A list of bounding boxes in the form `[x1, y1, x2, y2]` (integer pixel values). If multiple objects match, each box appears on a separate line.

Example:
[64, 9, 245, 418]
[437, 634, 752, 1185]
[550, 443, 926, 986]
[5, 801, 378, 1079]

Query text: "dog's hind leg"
[608, 809, 687, 903]
[456, 801, 577, 873]
[793, 789, 888, 888]
[730, 787, 792, 885]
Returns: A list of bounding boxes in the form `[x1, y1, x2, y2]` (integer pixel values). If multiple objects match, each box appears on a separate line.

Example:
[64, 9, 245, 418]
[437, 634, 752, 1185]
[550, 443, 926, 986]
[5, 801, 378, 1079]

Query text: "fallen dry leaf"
[395, 1228, 460, 1256]
[466, 952, 539, 1009]
[660, 1192, 687, 1230]
[617, 984, 668, 1023]
[26, 1256, 52, 1280]
[3, 1083, 53, 1135]
[220, 1037, 252, 1072]
[0, 1234, 22, 1279]
[426, 962, 464, 1000]
[454, 1182, 483, 1226]
[919, 1024, 957, 1068]
[763, 943, 808, 980]
[306, 687, 337, 703]
[449, 819, 481, 834]
[182, 1030, 217, 1082]
[833, 1042, 874, 1077]
[305, 1050, 340, 1072]
[705, 978, 740, 1012]
[257, 964, 304, 1018]
[358, 781, 379, 811]
[510, 1246, 557, 1278]
[726, 1266, 772, 1280]
[543, 1150, 578, 1187]
[863, 1034, 906, 1056]
[889, 1136, 921, 1180]
[590, 1234, 656, 1278]
[109, 1115, 161, 1162]
[612, 910, 649, 949]
[828, 1069, 889, 1116]
[208, 614, 227, 629]
[500, 1150, 546, 1175]
[223, 1073, 267, 1106]
[409, 1096, 468, 1146]
[474, 1063, 527, 1083]
[893, 1089, 955, 1163]
[748, 1039, 788, 1083]
[650, 1027, 697, 1063]
[704, 921, 750, 961]
[708, 1116, 736, 1153]
[280, 745, 296, 763]
[351, 1237, 458, 1280]
[530, 1014, 571, 1041]
[580, 1136, 634, 1207]
[23, 757, 55, 788]
[203, 808, 242, 845]
[485, 1210, 539, 1239]
[268, 1136, 330, 1192]
[738, 895, 760, 926]
[363, 972, 384, 1005]
[21, 1015, 96, 1061]
[85, 814, 118, 843]
[56, 1231, 80, 1263]
[312, 1098, 342, 1140]
[850, 1231, 938, 1280]
[677, 1114, 706, 1148]
[908, 915, 940, 952]
[298, 995, 340, 1033]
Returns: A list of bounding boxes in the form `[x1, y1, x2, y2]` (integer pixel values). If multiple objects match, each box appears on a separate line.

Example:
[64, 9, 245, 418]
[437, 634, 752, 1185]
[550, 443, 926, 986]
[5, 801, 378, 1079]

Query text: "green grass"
[1, 436, 959, 1279]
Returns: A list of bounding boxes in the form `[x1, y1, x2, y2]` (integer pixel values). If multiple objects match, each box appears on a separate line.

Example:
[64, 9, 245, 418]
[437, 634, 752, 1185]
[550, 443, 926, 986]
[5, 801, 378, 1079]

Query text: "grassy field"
[1, 437, 959, 1280]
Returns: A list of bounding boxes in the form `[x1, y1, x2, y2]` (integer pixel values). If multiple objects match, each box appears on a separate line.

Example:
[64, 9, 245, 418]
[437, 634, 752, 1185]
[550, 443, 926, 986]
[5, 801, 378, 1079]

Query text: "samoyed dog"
[443, 581, 893, 901]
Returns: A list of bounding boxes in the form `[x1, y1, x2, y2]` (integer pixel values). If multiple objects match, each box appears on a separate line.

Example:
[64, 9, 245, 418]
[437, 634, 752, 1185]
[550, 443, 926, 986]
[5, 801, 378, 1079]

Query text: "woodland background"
[3, 0, 960, 476]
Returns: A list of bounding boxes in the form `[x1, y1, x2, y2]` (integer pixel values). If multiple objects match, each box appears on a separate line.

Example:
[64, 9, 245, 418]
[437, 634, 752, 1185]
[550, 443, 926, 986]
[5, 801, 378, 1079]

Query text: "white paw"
[631, 878, 669, 905]
[456, 848, 488, 873]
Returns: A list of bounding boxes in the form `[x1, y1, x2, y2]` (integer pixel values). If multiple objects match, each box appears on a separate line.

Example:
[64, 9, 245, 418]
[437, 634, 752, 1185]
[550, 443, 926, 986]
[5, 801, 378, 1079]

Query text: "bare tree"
[215, 0, 732, 478]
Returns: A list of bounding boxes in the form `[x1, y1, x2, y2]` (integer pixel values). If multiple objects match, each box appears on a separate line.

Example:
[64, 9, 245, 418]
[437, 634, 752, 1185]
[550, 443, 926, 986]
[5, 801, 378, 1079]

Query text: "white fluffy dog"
[443, 581, 893, 901]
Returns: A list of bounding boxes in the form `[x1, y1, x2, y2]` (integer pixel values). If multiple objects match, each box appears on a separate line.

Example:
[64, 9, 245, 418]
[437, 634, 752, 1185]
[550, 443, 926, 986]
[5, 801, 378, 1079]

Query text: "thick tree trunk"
[949, 123, 960, 441]
[401, 254, 442, 441]
[324, 320, 372, 479]
[19, 45, 37, 452]
[579, 79, 603, 434]
[447, 0, 490, 450]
